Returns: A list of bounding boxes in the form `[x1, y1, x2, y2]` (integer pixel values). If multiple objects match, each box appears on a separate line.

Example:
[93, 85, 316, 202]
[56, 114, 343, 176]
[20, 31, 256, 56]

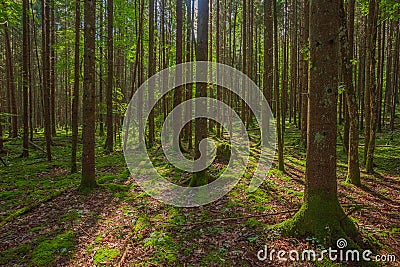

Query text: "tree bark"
[173, 0, 183, 149]
[22, 0, 30, 157]
[81, 0, 98, 188]
[278, 0, 358, 243]
[148, 0, 155, 147]
[71, 0, 81, 174]
[274, 0, 284, 172]
[190, 0, 209, 187]
[339, 0, 360, 186]
[4, 24, 18, 138]
[365, 0, 379, 173]
[105, 0, 114, 153]
[300, 0, 309, 146]
[42, 0, 52, 161]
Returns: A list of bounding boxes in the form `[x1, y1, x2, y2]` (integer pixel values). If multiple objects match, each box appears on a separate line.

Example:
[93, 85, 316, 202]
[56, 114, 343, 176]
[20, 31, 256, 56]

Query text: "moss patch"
[31, 231, 74, 266]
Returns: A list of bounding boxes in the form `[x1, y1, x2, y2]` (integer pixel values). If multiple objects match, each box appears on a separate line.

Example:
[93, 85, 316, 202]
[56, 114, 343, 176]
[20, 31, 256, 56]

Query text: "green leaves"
[0, 0, 21, 25]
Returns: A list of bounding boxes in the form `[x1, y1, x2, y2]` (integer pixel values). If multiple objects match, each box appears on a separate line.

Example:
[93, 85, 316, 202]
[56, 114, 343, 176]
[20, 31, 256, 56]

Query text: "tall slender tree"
[105, 0, 114, 153]
[42, 0, 52, 161]
[71, 0, 81, 174]
[190, 0, 209, 187]
[300, 0, 309, 145]
[148, 0, 155, 147]
[22, 0, 30, 157]
[366, 0, 379, 173]
[173, 0, 183, 149]
[274, 0, 284, 172]
[339, 0, 360, 186]
[81, 0, 97, 188]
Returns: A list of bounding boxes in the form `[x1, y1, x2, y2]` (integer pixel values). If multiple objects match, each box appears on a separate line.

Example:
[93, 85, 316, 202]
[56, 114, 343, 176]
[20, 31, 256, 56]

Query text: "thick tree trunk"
[278, 0, 358, 243]
[81, 0, 98, 188]
[190, 0, 209, 187]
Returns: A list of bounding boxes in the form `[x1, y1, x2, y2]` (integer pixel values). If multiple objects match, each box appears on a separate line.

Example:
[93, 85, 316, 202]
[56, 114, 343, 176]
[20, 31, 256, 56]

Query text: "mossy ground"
[0, 117, 399, 266]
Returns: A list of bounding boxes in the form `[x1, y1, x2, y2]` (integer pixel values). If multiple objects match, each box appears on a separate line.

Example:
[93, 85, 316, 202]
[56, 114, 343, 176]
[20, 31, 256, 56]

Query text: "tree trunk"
[190, 0, 209, 187]
[339, 0, 360, 186]
[22, 0, 30, 157]
[99, 1, 104, 137]
[173, 0, 183, 149]
[105, 0, 114, 153]
[184, 0, 194, 149]
[50, 4, 56, 136]
[263, 0, 273, 110]
[300, 0, 309, 146]
[81, 0, 98, 188]
[4, 24, 18, 138]
[71, 0, 81, 174]
[42, 0, 52, 161]
[274, 0, 284, 172]
[365, 0, 379, 173]
[383, 21, 393, 126]
[358, 18, 367, 131]
[148, 0, 155, 147]
[278, 0, 358, 243]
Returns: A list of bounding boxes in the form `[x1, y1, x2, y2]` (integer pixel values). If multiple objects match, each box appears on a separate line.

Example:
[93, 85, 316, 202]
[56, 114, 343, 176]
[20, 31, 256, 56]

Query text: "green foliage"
[380, 0, 400, 21]
[0, 0, 21, 25]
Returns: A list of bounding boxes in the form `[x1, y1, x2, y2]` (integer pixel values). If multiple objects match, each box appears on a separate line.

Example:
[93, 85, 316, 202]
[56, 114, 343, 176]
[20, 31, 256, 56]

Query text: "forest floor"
[0, 122, 399, 267]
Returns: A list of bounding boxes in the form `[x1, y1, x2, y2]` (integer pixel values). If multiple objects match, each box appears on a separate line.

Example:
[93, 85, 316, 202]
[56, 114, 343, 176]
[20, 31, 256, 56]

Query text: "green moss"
[0, 243, 32, 265]
[189, 171, 209, 187]
[144, 231, 178, 265]
[246, 218, 264, 228]
[275, 192, 359, 246]
[216, 142, 231, 162]
[200, 250, 228, 266]
[31, 231, 74, 266]
[93, 248, 120, 266]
